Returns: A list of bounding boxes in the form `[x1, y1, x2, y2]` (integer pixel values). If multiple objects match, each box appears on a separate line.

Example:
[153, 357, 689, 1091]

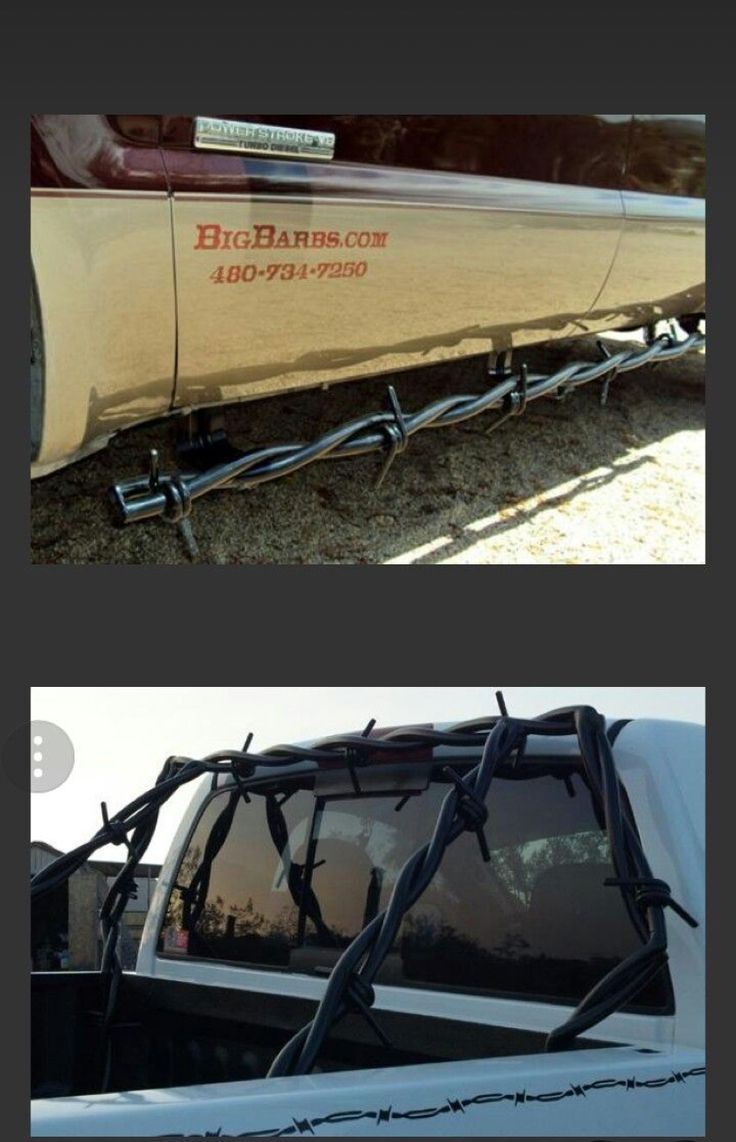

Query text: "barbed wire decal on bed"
[156, 1065, 705, 1136]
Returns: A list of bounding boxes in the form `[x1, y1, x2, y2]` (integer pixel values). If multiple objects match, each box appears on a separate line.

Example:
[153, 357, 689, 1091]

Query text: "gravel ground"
[30, 334, 705, 564]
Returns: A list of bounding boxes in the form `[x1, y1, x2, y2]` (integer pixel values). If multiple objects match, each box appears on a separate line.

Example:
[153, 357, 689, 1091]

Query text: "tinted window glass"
[159, 771, 670, 1010]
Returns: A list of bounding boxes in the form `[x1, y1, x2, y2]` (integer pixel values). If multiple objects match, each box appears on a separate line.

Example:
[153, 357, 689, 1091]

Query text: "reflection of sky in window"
[317, 809, 402, 867]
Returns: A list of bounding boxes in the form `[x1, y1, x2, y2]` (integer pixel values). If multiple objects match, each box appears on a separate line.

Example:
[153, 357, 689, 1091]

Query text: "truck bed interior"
[31, 971, 608, 1099]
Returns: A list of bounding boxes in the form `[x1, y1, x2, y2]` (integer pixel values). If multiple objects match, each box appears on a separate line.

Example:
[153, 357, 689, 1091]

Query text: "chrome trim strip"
[172, 189, 623, 219]
[623, 191, 705, 222]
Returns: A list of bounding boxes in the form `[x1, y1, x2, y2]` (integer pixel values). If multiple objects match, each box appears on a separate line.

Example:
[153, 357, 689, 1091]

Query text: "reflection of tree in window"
[164, 843, 201, 929]
[491, 831, 610, 908]
[161, 790, 311, 965]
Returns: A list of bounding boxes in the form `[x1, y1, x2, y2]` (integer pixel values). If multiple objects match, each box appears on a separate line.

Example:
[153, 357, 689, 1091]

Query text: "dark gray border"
[4, 5, 728, 1140]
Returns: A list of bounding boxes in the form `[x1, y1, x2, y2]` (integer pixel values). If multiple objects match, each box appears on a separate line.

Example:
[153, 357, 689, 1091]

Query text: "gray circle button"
[3, 721, 75, 792]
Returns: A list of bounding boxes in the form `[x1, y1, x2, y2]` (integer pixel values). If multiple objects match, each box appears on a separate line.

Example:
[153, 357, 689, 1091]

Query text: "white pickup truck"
[31, 708, 705, 1136]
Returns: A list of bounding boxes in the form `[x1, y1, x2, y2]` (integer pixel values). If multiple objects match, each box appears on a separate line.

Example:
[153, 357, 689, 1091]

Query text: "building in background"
[86, 857, 161, 950]
[31, 842, 161, 970]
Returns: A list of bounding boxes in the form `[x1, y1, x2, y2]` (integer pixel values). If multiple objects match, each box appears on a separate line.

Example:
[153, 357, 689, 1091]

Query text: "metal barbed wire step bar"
[110, 328, 704, 526]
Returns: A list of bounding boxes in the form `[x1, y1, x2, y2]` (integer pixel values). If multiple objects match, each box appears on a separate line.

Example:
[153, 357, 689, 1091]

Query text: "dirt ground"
[30, 334, 705, 564]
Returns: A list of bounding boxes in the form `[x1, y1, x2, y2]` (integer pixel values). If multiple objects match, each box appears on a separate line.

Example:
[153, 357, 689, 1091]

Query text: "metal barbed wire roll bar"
[31, 714, 559, 902]
[110, 328, 705, 525]
[266, 705, 698, 1076]
[30, 701, 698, 1085]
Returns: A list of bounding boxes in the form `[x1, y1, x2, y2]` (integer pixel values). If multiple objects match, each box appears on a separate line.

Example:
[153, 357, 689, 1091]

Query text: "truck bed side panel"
[31, 1045, 705, 1137]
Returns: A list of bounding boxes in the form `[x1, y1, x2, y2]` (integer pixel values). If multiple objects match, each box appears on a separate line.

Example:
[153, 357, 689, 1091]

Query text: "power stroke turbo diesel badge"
[194, 117, 336, 161]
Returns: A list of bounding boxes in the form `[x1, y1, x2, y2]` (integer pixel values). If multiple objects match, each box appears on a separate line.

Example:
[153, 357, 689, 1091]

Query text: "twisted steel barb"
[110, 330, 705, 525]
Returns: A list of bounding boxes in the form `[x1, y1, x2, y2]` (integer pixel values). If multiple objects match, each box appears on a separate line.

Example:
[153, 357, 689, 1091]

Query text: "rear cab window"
[158, 760, 672, 1012]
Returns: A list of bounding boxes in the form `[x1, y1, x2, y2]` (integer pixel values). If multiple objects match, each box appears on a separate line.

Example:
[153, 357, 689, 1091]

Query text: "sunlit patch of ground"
[388, 428, 704, 565]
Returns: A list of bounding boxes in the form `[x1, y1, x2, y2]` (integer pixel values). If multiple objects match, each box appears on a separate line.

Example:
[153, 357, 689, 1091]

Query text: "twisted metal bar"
[29, 717, 524, 901]
[110, 330, 704, 525]
[267, 707, 699, 1076]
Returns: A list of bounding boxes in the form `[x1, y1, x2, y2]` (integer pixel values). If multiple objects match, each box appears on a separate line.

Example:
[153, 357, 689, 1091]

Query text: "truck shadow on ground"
[30, 336, 705, 565]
